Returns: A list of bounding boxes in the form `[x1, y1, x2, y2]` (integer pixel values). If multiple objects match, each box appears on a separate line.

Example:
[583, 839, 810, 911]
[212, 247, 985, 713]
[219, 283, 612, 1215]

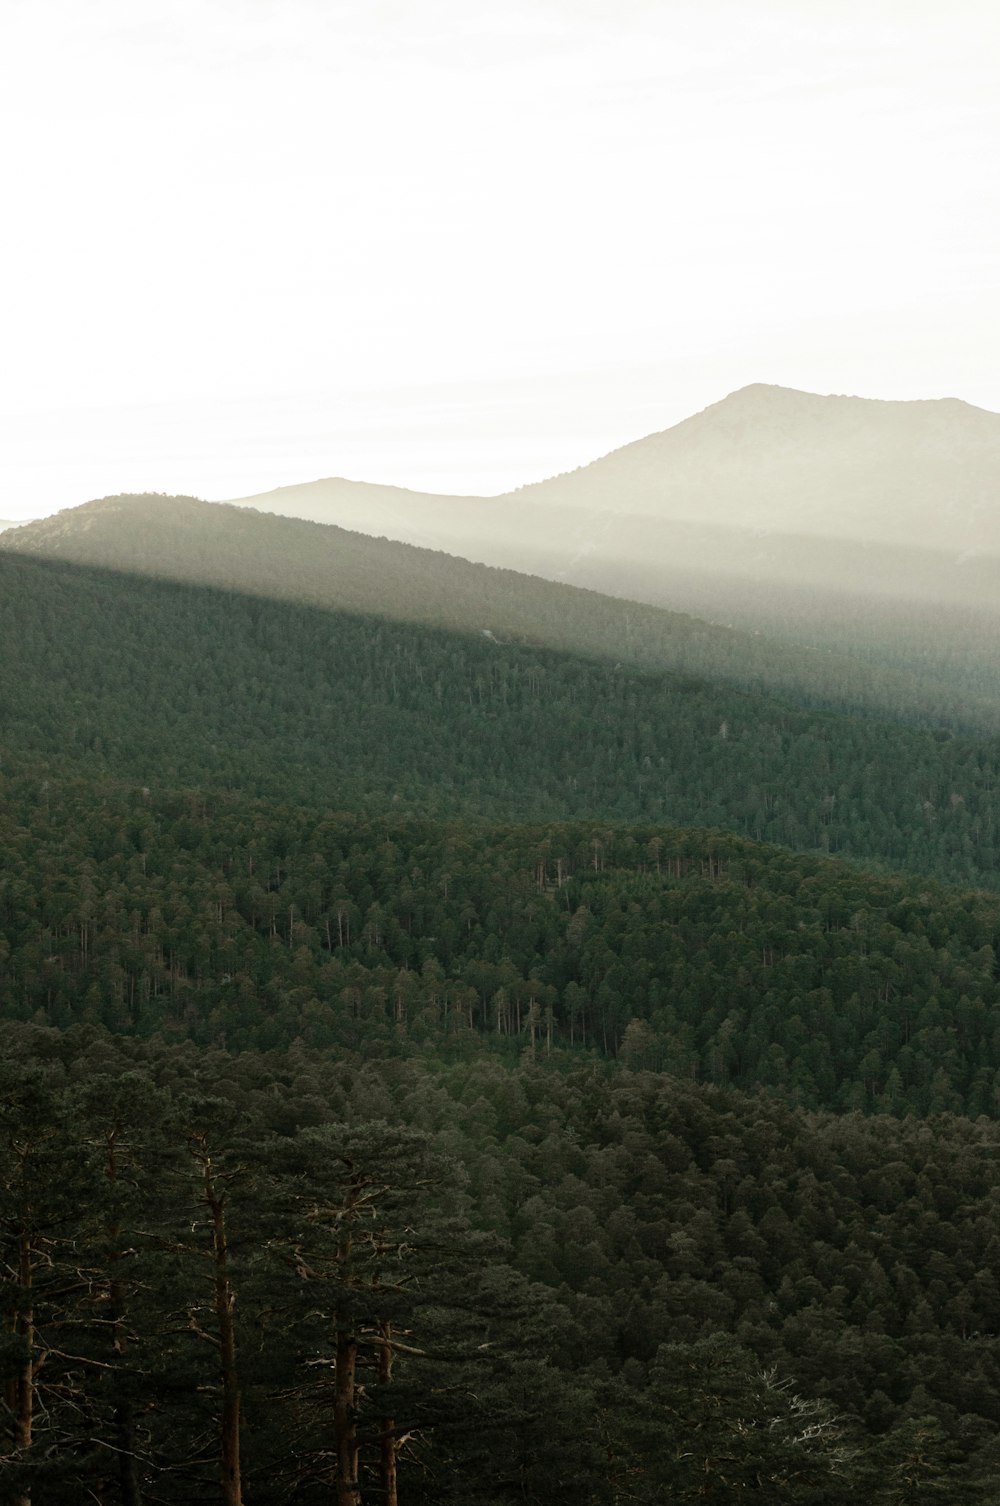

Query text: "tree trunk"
[334, 1329, 361, 1506]
[13, 1231, 34, 1506]
[193, 1145, 244, 1506]
[378, 1321, 398, 1506]
[334, 1170, 362, 1506]
[106, 1131, 142, 1506]
[209, 1183, 243, 1506]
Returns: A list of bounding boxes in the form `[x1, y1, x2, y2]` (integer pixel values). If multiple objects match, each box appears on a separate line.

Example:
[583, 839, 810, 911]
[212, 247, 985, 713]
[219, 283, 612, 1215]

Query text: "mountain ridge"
[7, 491, 1000, 733]
[11, 384, 1000, 725]
[209, 384, 1000, 621]
[225, 384, 1000, 506]
[491, 382, 1000, 549]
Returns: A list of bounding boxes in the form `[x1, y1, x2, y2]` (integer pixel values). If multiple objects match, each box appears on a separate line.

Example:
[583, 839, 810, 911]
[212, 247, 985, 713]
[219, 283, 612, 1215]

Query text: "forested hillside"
[4, 525, 1000, 1500]
[8, 493, 1000, 732]
[2, 762, 999, 1116]
[578, 546, 1000, 724]
[2, 552, 1000, 890]
[4, 1018, 1000, 1503]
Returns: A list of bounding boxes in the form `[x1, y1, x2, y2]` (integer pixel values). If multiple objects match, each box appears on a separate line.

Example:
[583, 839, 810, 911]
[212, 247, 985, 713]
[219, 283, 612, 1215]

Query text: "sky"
[2, 0, 999, 519]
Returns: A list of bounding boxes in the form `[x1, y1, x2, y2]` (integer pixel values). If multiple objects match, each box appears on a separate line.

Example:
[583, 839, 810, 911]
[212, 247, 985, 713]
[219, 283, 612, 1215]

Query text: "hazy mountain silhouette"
[11, 386, 1000, 719]
[218, 385, 1000, 621]
[514, 384, 1000, 549]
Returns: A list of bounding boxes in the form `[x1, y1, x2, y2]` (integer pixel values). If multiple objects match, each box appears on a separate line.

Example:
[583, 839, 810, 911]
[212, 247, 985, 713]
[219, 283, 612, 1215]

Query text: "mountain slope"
[515, 384, 1000, 551]
[216, 473, 484, 547]
[4, 754, 1000, 1116]
[6, 406, 1000, 1497]
[3, 550, 1000, 888]
[225, 384, 1000, 555]
[218, 384, 1000, 624]
[8, 492, 1000, 732]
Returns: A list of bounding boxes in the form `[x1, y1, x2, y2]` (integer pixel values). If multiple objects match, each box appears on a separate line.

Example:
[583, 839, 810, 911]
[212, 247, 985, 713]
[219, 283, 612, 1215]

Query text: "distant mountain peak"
[699, 382, 990, 423]
[500, 382, 1000, 555]
[718, 381, 822, 403]
[13, 385, 1000, 624]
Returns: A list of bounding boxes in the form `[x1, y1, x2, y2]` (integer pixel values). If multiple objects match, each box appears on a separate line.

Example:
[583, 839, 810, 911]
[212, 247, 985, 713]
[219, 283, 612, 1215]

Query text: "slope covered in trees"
[2, 551, 1000, 891]
[4, 495, 1000, 1500]
[2, 1022, 999, 1502]
[2, 761, 1000, 1117]
[7, 492, 1000, 733]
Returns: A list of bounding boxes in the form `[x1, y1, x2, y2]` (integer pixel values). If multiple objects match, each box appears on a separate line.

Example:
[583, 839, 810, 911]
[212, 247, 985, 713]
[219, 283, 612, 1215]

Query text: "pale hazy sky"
[3, 0, 999, 518]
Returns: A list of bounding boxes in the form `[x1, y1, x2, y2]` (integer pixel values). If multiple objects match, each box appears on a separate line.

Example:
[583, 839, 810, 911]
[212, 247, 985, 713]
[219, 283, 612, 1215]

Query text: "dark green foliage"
[8, 492, 1000, 734]
[2, 763, 1000, 1115]
[0, 1032, 607, 1504]
[611, 1333, 849, 1502]
[4, 513, 1000, 1499]
[3, 1027, 1000, 1500]
[3, 550, 1000, 889]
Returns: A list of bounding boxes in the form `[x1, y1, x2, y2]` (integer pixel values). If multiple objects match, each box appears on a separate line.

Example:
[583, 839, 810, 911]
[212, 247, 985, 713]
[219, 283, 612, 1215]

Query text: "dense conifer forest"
[4, 521, 1000, 1500]
[7, 494, 1000, 734]
[3, 552, 1000, 888]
